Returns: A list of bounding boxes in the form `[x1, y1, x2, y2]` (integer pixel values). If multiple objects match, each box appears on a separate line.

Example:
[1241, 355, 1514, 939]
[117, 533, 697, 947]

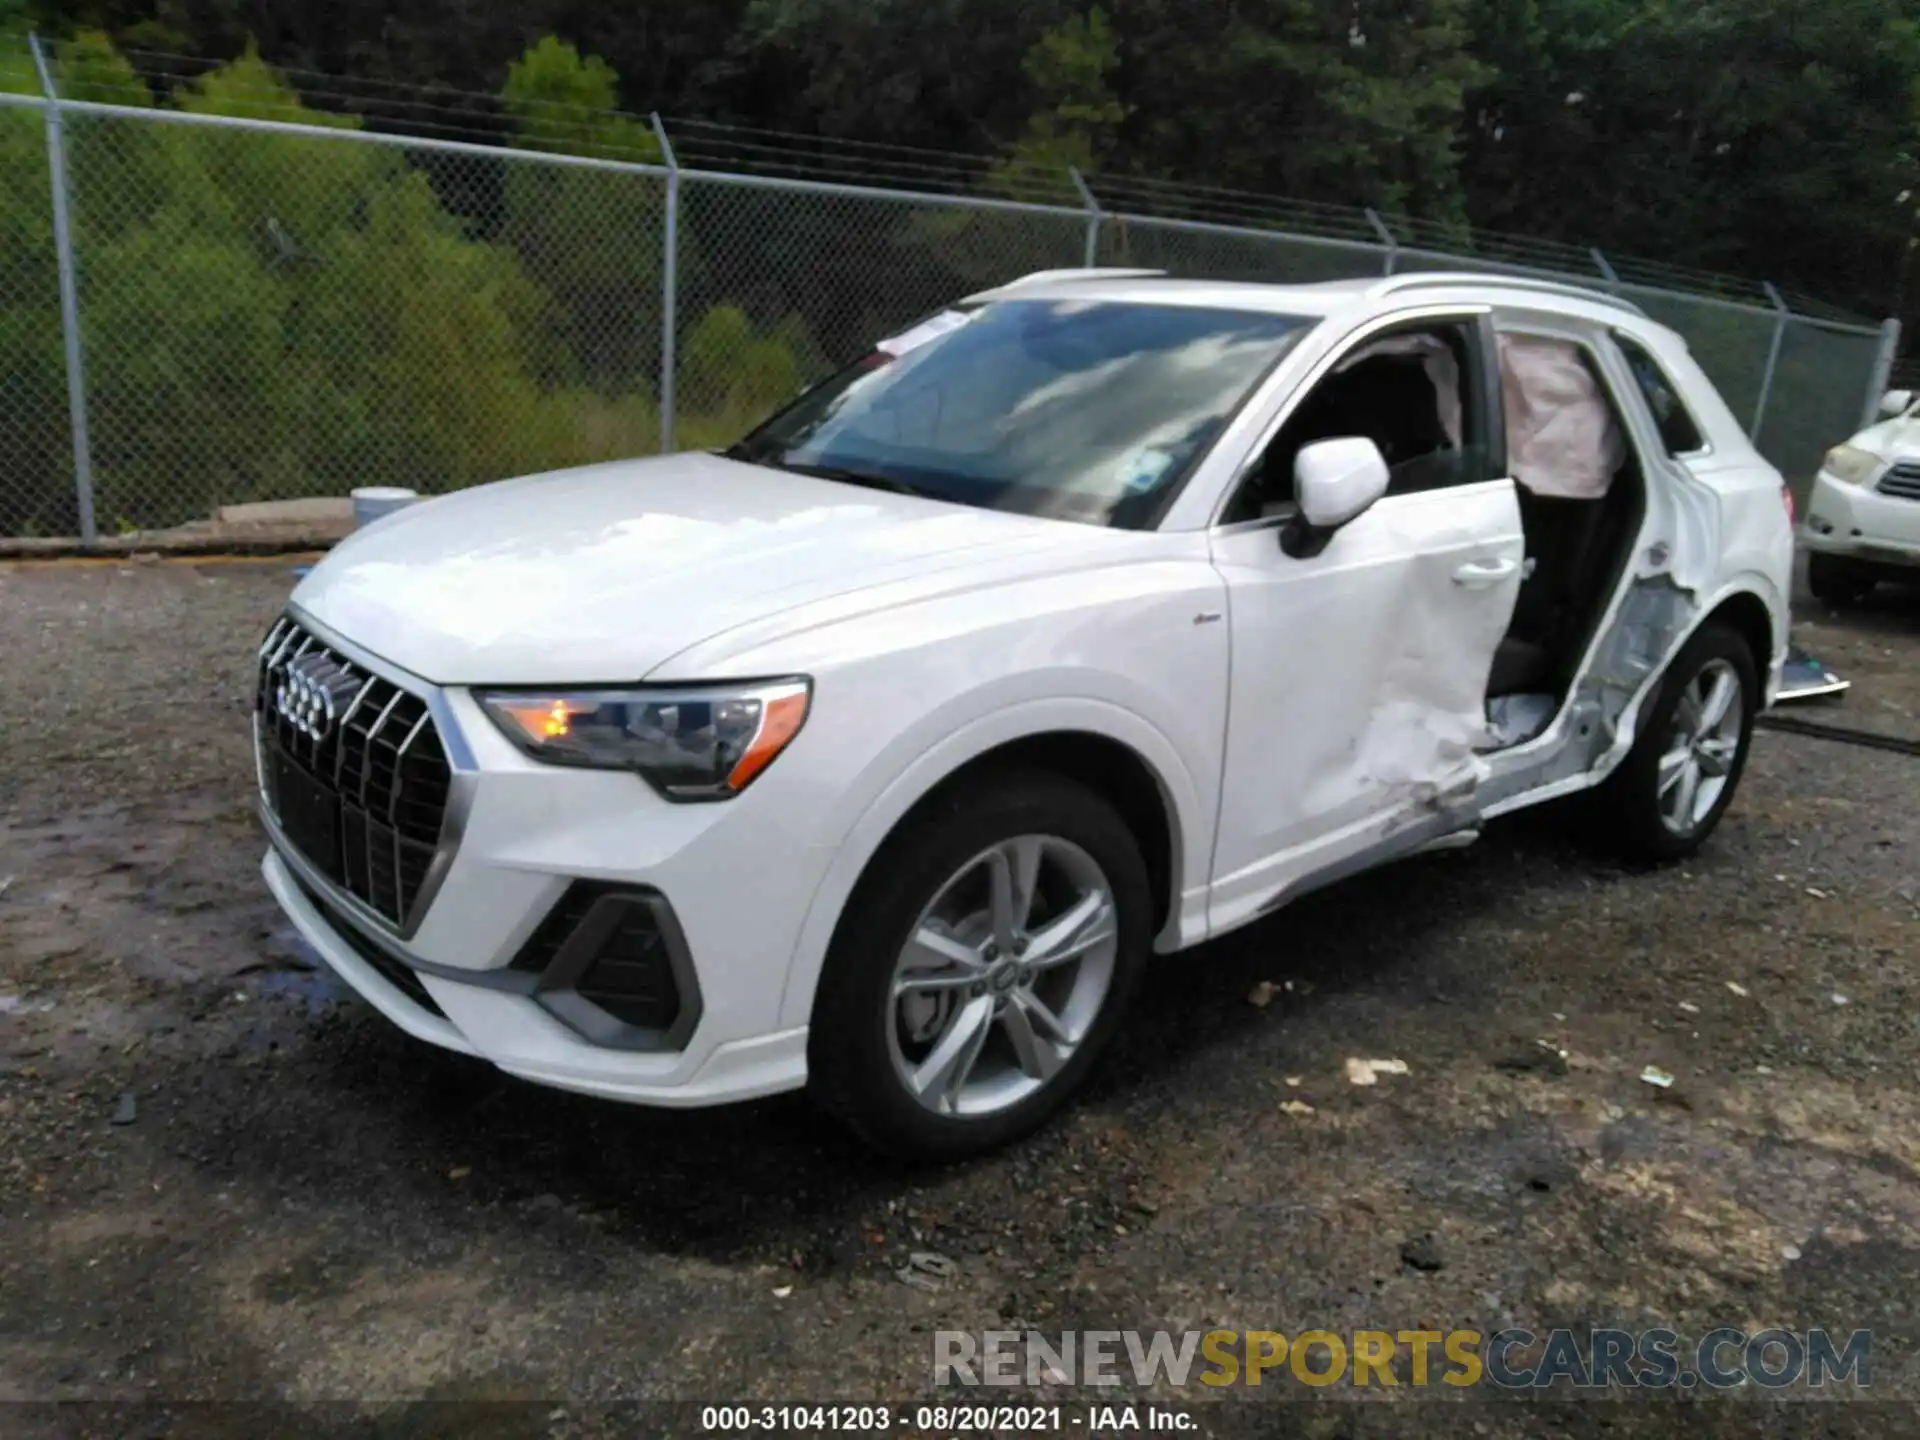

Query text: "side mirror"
[1879, 389, 1913, 418]
[1282, 437, 1390, 558]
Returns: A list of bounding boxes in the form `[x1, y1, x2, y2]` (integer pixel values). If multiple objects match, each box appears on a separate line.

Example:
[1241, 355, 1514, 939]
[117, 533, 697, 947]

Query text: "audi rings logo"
[274, 653, 362, 741]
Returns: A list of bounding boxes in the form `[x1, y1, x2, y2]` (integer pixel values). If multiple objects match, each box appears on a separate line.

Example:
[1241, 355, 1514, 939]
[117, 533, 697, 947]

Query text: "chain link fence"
[0, 46, 1900, 541]
[1, 90, 76, 536]
[675, 177, 1091, 450]
[1762, 319, 1899, 487]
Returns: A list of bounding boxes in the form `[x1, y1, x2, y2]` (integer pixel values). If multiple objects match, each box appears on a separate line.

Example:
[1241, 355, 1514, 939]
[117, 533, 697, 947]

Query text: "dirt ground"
[2, 559, 1919, 1438]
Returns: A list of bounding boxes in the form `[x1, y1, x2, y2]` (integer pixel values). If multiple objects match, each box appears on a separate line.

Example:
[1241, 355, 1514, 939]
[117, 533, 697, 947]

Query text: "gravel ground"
[2, 559, 1918, 1438]
[1789, 581, 1920, 741]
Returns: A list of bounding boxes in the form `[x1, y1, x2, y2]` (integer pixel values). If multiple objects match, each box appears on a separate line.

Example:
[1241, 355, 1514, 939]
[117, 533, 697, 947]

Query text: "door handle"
[1452, 557, 1518, 588]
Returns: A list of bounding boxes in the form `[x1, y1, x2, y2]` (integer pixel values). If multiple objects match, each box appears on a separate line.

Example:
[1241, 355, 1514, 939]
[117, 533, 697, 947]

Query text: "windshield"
[727, 299, 1316, 528]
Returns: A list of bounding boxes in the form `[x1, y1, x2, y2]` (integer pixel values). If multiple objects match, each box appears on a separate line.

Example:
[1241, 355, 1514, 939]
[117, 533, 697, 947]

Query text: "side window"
[1221, 320, 1488, 525]
[1612, 334, 1705, 455]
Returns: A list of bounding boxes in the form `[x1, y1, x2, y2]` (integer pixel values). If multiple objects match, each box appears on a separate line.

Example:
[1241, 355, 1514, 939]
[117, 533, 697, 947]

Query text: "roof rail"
[1368, 272, 1648, 319]
[976, 267, 1168, 296]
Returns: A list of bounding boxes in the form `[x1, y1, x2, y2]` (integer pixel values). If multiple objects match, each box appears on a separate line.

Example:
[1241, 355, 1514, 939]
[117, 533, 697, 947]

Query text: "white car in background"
[1804, 389, 1920, 602]
[254, 270, 1793, 1160]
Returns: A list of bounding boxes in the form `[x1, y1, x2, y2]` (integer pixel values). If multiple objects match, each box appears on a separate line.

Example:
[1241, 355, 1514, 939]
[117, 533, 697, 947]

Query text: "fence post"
[1863, 316, 1903, 430]
[1068, 167, 1101, 268]
[1589, 247, 1620, 294]
[1364, 209, 1397, 276]
[1750, 282, 1790, 444]
[651, 112, 678, 455]
[30, 33, 97, 544]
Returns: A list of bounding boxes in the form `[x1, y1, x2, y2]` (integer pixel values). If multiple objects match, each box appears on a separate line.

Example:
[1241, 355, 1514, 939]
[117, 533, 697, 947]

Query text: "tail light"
[1782, 483, 1795, 526]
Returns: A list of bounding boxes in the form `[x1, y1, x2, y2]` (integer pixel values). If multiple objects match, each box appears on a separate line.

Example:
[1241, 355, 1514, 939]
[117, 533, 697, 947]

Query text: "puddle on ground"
[255, 967, 344, 1017]
[254, 928, 345, 1017]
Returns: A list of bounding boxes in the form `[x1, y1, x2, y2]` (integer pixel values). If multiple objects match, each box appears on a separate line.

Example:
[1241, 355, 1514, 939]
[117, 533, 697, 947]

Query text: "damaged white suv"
[255, 270, 1792, 1159]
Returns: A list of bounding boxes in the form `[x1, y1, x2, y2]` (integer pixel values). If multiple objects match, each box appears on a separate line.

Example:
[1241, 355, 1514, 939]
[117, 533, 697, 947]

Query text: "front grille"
[293, 874, 448, 1019]
[256, 616, 452, 928]
[1877, 462, 1920, 500]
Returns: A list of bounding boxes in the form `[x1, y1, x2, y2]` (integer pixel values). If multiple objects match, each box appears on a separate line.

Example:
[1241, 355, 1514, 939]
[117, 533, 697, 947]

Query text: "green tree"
[37, 0, 1920, 325]
[734, 0, 1055, 152]
[501, 35, 660, 161]
[681, 303, 813, 427]
[499, 36, 666, 392]
[1457, 0, 1920, 312]
[0, 75, 68, 532]
[17, 36, 587, 527]
[901, 12, 1121, 312]
[9, 0, 1916, 533]
[1116, 0, 1486, 221]
[0, 30, 157, 533]
[1003, 8, 1127, 179]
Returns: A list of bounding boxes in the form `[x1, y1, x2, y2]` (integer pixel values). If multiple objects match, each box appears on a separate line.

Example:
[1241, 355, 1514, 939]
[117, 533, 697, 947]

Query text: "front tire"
[1599, 621, 1758, 861]
[807, 769, 1152, 1161]
[1808, 553, 1875, 605]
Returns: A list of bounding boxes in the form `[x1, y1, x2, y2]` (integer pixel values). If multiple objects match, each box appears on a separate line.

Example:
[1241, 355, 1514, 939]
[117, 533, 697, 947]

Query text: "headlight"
[477, 678, 811, 801]
[1822, 445, 1885, 486]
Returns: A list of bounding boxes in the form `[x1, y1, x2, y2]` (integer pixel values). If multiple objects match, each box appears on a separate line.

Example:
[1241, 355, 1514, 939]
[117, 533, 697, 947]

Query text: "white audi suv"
[255, 270, 1794, 1158]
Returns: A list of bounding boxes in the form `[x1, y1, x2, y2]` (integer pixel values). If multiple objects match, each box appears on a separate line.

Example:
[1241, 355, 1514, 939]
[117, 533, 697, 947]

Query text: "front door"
[1204, 313, 1524, 936]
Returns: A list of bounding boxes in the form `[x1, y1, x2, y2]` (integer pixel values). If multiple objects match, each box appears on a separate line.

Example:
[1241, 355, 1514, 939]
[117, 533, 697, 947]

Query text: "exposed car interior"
[1221, 321, 1490, 520]
[1220, 321, 1646, 748]
[1488, 334, 1645, 722]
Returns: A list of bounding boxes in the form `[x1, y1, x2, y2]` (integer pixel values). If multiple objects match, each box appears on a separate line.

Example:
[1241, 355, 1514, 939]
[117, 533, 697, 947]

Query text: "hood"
[1846, 414, 1920, 458]
[291, 453, 1073, 684]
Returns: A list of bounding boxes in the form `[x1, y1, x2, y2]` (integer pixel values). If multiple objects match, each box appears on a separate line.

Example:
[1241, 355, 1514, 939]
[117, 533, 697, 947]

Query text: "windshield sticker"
[876, 310, 971, 357]
[1118, 446, 1177, 494]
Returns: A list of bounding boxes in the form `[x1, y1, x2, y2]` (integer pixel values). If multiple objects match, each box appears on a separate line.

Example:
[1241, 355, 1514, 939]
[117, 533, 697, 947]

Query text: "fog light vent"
[509, 883, 701, 1051]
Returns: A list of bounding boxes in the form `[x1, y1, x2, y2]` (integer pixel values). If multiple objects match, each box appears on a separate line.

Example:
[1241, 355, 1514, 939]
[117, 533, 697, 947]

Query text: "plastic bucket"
[351, 486, 419, 529]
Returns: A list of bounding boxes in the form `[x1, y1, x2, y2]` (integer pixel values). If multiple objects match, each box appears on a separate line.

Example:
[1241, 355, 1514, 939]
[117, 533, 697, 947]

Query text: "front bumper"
[256, 617, 817, 1108]
[1802, 470, 1920, 568]
[266, 844, 808, 1104]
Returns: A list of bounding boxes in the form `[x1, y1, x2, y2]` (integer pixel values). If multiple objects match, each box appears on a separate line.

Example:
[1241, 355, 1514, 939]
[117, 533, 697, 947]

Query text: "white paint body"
[1803, 407, 1920, 567]
[261, 273, 1793, 1107]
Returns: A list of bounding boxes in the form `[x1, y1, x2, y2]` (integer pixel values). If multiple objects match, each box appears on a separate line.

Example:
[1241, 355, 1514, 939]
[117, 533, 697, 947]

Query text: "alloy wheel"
[1656, 657, 1744, 835]
[885, 834, 1118, 1118]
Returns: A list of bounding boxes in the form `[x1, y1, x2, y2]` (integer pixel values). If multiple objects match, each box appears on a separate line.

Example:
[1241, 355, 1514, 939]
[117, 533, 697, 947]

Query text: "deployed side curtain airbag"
[1498, 335, 1625, 499]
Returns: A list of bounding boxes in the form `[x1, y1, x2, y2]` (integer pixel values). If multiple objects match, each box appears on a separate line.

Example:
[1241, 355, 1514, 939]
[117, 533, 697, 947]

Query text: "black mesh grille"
[575, 907, 680, 1030]
[510, 884, 686, 1035]
[293, 875, 447, 1020]
[256, 616, 452, 928]
[509, 886, 602, 975]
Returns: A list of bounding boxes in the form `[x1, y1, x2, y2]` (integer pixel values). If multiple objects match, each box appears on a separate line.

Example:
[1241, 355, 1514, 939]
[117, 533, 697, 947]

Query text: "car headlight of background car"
[478, 679, 811, 800]
[1821, 444, 1885, 486]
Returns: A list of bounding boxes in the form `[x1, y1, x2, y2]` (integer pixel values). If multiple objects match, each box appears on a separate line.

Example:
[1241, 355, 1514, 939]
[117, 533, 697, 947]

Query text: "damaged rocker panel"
[1254, 806, 1480, 917]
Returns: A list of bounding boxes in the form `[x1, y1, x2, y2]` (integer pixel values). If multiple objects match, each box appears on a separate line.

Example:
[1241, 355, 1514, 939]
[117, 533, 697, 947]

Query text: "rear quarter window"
[1613, 334, 1706, 456]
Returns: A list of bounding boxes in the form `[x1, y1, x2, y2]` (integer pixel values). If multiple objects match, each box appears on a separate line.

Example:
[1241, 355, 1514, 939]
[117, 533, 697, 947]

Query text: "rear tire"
[807, 769, 1152, 1162]
[1598, 621, 1758, 862]
[1808, 553, 1875, 605]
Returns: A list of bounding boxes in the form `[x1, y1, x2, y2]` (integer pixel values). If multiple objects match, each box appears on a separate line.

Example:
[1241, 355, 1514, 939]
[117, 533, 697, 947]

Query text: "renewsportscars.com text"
[934, 1327, 1871, 1390]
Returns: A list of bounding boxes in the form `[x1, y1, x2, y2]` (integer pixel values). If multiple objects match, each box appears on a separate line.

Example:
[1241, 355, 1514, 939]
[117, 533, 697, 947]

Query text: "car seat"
[1488, 464, 1636, 697]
